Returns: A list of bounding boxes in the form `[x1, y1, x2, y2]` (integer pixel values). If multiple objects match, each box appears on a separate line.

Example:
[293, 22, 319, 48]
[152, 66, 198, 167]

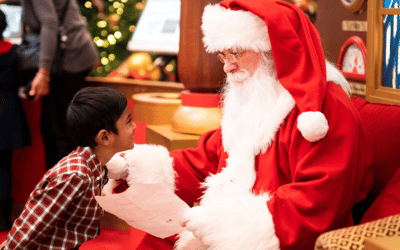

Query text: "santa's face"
[220, 51, 285, 153]
[222, 51, 280, 112]
[220, 50, 261, 81]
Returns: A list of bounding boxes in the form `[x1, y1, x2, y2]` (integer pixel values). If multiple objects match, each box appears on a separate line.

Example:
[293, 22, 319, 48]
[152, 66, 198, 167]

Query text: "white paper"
[95, 183, 190, 238]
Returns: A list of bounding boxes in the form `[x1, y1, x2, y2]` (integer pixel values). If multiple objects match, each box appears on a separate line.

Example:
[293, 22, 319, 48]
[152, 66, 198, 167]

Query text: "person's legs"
[41, 69, 92, 170]
[0, 149, 12, 231]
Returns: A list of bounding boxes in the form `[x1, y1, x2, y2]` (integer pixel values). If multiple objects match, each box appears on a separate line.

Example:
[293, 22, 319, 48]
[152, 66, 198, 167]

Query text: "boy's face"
[111, 106, 136, 152]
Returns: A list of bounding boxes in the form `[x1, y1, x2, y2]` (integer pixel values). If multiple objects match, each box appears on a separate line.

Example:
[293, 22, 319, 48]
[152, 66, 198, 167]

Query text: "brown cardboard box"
[146, 124, 200, 151]
[364, 237, 400, 250]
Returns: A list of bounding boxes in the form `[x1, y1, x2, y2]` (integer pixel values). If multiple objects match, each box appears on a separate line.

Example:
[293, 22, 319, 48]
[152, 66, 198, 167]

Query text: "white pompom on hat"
[201, 0, 329, 142]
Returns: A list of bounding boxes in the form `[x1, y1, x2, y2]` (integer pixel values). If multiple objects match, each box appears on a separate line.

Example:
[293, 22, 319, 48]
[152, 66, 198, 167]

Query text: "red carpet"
[0, 232, 6, 243]
[0, 228, 146, 249]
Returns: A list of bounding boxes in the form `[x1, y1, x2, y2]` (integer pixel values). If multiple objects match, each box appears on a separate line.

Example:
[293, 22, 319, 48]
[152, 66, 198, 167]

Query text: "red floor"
[0, 227, 146, 249]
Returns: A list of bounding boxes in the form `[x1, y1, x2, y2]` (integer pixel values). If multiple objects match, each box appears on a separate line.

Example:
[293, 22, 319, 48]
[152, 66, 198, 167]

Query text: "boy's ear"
[95, 129, 111, 146]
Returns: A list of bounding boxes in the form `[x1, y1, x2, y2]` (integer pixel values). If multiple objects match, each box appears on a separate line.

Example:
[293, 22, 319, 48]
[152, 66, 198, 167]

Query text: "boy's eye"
[127, 115, 132, 123]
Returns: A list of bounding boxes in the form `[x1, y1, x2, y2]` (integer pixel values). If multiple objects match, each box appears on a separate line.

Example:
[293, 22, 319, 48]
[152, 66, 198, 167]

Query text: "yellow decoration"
[135, 2, 145, 10]
[114, 31, 122, 39]
[127, 52, 153, 77]
[95, 39, 104, 47]
[101, 57, 109, 65]
[85, 1, 92, 8]
[108, 14, 120, 29]
[164, 59, 176, 74]
[97, 20, 107, 28]
[116, 8, 124, 15]
[149, 67, 162, 81]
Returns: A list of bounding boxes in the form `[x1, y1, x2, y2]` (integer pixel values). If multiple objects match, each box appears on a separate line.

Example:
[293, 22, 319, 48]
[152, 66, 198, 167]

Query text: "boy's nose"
[223, 61, 239, 74]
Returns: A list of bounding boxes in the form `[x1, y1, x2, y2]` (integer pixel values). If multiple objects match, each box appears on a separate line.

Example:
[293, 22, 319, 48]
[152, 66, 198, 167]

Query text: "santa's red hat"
[201, 0, 329, 142]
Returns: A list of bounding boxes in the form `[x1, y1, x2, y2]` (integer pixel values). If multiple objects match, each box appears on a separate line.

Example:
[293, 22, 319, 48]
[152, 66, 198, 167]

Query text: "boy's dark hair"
[67, 86, 127, 148]
[0, 9, 6, 40]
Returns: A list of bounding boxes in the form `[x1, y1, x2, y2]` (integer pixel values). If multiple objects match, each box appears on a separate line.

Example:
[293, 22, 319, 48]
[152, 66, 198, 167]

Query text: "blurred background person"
[21, 0, 99, 170]
[0, 8, 31, 231]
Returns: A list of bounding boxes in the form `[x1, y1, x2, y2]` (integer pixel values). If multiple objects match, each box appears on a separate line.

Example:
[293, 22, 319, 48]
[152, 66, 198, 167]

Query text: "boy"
[0, 86, 136, 249]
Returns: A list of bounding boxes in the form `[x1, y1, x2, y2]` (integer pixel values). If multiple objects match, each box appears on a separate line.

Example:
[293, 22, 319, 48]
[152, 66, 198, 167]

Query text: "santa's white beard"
[176, 54, 294, 250]
[201, 53, 293, 197]
[221, 52, 286, 155]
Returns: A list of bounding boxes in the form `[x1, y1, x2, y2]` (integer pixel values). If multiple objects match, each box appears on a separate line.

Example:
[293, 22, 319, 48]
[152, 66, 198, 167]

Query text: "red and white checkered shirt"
[3, 146, 105, 250]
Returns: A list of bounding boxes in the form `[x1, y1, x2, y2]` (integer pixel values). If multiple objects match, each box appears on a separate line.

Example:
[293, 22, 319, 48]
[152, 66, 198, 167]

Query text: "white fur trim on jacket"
[106, 144, 176, 192]
[297, 111, 329, 142]
[207, 89, 295, 196]
[176, 193, 280, 250]
[326, 60, 351, 97]
[201, 4, 271, 53]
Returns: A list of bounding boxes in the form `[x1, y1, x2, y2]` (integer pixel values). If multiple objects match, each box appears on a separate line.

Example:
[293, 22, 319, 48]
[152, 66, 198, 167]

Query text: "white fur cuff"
[106, 153, 129, 179]
[122, 144, 176, 192]
[177, 193, 280, 250]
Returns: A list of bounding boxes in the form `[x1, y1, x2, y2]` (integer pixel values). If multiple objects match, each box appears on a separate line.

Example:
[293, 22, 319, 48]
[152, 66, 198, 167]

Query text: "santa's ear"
[95, 129, 111, 146]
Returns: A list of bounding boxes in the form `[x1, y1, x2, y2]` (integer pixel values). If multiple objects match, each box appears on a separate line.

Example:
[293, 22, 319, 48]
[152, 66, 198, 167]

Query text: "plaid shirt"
[3, 147, 106, 250]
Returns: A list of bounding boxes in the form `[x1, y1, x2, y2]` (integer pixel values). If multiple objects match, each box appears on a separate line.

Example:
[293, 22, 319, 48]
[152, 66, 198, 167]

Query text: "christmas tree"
[78, 0, 144, 76]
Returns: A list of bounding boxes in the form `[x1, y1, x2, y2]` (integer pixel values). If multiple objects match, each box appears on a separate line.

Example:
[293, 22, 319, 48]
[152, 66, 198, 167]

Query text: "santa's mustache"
[226, 52, 276, 85]
[227, 69, 250, 83]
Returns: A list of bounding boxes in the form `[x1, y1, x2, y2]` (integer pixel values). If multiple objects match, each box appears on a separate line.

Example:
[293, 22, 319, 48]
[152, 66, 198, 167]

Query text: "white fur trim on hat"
[297, 111, 329, 142]
[201, 4, 271, 53]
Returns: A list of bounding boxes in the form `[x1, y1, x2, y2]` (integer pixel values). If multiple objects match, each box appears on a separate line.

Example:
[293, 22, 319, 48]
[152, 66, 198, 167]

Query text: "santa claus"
[105, 0, 373, 249]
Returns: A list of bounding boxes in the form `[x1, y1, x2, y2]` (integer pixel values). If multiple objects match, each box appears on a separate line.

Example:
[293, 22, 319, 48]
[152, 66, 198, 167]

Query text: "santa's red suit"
[129, 82, 372, 250]
[106, 0, 374, 249]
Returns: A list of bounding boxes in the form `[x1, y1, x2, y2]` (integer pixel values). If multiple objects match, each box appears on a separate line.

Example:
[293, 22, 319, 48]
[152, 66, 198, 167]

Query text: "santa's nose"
[223, 61, 239, 74]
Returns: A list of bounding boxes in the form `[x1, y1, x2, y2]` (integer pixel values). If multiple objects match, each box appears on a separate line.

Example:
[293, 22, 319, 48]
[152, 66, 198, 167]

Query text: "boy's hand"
[0, 241, 6, 249]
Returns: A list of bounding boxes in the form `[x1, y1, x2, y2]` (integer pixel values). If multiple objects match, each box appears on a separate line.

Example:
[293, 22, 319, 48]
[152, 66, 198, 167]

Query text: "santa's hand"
[180, 193, 279, 250]
[106, 152, 129, 180]
[113, 144, 176, 191]
[181, 206, 209, 240]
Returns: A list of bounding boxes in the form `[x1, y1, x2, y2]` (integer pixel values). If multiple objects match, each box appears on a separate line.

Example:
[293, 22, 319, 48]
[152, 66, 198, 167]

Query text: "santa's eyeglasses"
[217, 51, 247, 64]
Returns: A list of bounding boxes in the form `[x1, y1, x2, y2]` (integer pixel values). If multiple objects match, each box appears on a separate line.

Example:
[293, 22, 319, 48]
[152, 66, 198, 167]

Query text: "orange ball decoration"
[127, 52, 153, 77]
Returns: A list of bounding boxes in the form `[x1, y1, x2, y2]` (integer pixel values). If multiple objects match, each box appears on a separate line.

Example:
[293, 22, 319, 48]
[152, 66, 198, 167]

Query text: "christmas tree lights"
[78, 0, 144, 76]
